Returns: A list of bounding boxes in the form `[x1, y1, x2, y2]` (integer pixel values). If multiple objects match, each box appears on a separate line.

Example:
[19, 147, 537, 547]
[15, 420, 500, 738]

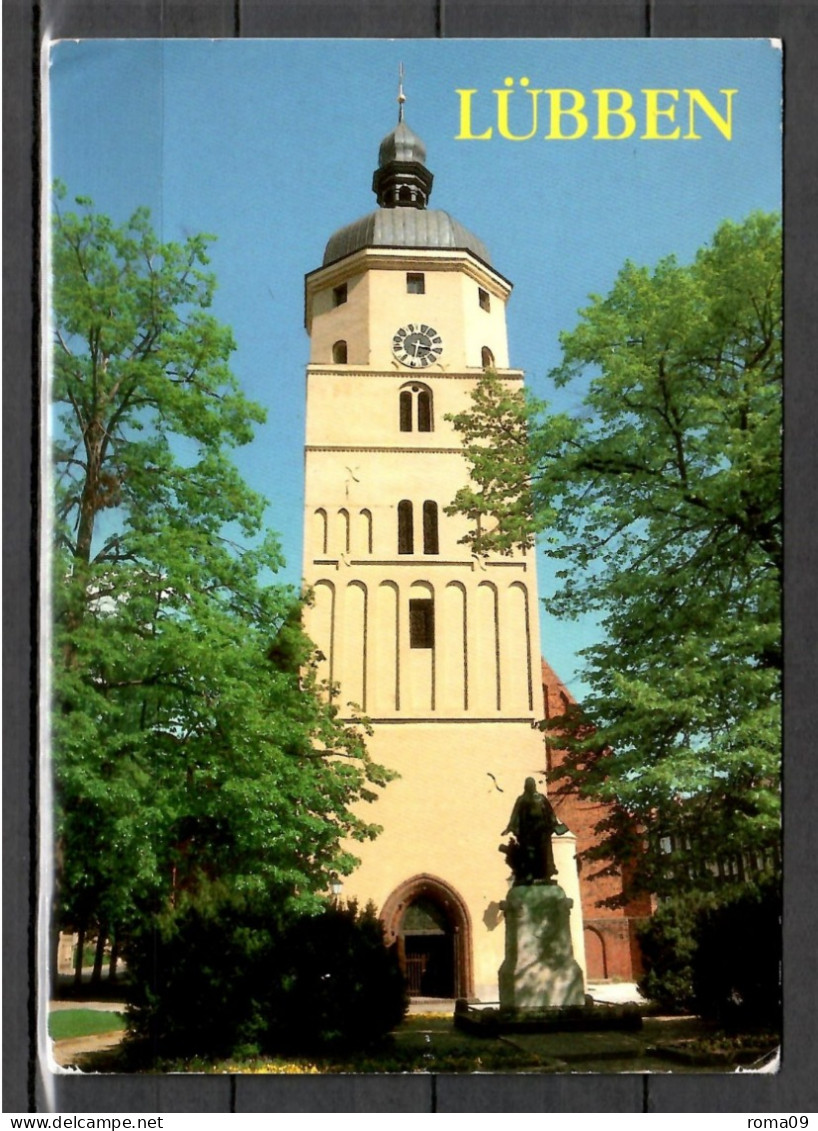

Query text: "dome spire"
[372, 70, 434, 210]
[397, 62, 406, 123]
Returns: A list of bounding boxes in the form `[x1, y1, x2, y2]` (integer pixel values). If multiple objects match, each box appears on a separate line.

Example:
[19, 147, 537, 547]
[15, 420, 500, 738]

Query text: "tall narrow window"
[398, 500, 414, 554]
[332, 339, 348, 363]
[399, 390, 413, 432]
[478, 287, 491, 312]
[417, 389, 432, 432]
[332, 283, 347, 306]
[423, 501, 439, 555]
[407, 272, 425, 294]
[409, 598, 435, 648]
[481, 346, 495, 369]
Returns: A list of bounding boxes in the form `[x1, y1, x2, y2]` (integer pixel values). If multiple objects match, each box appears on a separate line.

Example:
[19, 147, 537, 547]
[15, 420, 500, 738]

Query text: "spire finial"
[397, 62, 406, 122]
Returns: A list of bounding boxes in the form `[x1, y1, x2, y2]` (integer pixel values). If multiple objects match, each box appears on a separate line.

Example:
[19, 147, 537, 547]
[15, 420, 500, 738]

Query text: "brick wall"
[542, 658, 652, 981]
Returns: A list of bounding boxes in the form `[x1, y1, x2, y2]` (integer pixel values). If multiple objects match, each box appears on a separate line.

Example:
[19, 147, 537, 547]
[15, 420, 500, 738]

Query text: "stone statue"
[500, 777, 568, 886]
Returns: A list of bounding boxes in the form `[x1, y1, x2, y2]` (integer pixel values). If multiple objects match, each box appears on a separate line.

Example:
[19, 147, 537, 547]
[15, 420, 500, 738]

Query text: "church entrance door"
[381, 874, 474, 1000]
[401, 896, 455, 997]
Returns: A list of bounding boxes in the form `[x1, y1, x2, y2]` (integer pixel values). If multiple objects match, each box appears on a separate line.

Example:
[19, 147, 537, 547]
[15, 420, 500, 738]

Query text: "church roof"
[322, 208, 492, 267]
[322, 84, 492, 268]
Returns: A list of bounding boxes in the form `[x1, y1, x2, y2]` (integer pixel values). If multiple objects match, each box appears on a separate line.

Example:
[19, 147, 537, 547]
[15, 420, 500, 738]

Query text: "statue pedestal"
[499, 884, 585, 1010]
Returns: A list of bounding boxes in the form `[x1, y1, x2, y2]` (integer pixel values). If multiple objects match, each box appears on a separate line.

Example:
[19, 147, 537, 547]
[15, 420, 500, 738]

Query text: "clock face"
[392, 323, 443, 368]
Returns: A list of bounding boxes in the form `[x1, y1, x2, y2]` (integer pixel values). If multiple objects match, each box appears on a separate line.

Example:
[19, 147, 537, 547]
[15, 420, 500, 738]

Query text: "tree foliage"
[51, 187, 392, 944]
[447, 214, 781, 901]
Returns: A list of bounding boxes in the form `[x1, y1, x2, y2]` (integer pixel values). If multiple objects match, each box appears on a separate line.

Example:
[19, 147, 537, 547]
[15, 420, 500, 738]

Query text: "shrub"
[266, 900, 407, 1053]
[691, 877, 781, 1028]
[637, 878, 782, 1027]
[124, 888, 282, 1059]
[637, 892, 713, 1012]
[124, 893, 406, 1061]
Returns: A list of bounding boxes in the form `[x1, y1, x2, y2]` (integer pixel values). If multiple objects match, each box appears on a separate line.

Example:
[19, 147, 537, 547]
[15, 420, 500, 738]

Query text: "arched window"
[399, 390, 413, 432]
[417, 389, 432, 432]
[423, 501, 439, 555]
[399, 383, 434, 433]
[332, 339, 348, 364]
[398, 500, 414, 554]
[481, 346, 495, 369]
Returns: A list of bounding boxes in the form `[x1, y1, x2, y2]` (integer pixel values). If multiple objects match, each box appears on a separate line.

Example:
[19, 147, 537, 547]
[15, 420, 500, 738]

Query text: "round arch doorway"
[381, 874, 474, 1000]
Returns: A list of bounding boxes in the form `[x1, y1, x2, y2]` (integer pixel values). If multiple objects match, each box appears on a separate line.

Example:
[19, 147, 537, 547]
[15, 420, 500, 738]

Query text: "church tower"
[302, 89, 585, 1001]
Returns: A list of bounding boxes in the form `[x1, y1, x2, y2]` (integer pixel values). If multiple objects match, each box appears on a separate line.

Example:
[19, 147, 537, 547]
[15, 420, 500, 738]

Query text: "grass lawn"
[96, 1014, 777, 1075]
[49, 1009, 126, 1042]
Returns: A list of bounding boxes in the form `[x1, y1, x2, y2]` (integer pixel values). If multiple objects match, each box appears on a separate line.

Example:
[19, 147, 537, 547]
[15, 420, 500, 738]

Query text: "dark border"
[5, 0, 816, 1114]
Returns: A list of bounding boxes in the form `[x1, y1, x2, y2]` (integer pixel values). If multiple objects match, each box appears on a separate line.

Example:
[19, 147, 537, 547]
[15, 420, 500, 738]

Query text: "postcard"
[44, 37, 782, 1077]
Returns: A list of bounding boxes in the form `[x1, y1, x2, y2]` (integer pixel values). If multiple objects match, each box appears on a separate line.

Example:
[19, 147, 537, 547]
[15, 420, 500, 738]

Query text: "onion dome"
[323, 73, 491, 267]
[377, 117, 428, 170]
[372, 117, 434, 209]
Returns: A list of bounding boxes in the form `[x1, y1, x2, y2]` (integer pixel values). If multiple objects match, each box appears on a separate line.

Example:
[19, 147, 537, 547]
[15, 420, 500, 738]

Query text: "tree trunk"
[109, 934, 119, 984]
[74, 921, 86, 987]
[91, 923, 107, 985]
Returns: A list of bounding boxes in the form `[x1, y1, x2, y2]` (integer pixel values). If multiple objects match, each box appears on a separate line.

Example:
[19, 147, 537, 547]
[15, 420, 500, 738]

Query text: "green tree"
[51, 187, 392, 954]
[447, 213, 781, 901]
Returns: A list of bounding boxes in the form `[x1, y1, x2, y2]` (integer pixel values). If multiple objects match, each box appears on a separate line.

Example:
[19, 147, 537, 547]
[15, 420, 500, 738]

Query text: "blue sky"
[48, 38, 781, 700]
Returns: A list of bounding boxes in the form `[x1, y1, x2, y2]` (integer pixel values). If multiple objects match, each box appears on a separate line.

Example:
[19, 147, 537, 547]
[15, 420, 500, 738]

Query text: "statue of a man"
[500, 777, 567, 885]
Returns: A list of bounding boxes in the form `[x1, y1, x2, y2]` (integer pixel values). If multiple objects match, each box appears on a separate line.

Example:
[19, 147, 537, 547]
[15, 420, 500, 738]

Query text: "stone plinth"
[499, 884, 585, 1009]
